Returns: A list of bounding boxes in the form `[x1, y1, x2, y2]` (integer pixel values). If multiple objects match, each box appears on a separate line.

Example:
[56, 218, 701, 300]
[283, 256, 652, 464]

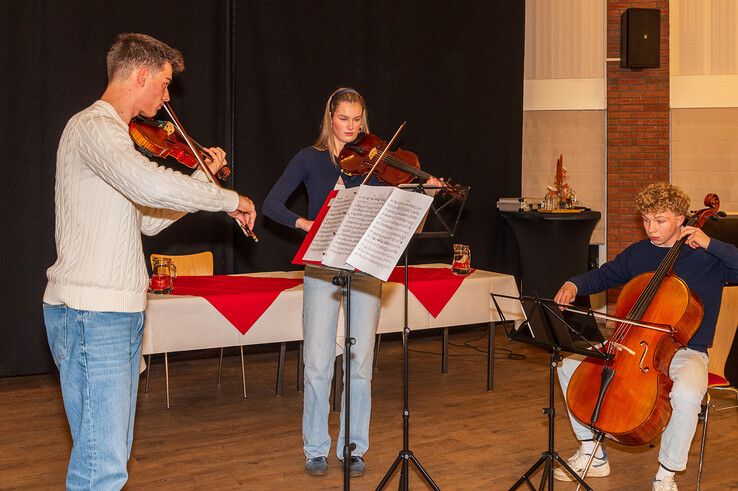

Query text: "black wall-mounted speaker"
[620, 8, 660, 69]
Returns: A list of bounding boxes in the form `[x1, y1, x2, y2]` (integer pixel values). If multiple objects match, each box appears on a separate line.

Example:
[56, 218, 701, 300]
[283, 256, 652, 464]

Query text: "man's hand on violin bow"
[228, 195, 257, 231]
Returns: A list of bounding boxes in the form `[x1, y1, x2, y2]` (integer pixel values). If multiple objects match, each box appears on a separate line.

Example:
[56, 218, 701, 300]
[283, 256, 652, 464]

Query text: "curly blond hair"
[635, 182, 690, 217]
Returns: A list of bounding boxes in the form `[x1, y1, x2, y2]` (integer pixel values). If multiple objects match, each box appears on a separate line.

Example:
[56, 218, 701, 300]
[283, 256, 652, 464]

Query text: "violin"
[338, 131, 466, 200]
[565, 194, 720, 446]
[129, 102, 258, 242]
[129, 117, 231, 181]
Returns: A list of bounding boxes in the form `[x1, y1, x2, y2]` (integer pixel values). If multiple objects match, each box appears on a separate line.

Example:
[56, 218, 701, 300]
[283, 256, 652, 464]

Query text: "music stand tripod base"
[491, 294, 610, 491]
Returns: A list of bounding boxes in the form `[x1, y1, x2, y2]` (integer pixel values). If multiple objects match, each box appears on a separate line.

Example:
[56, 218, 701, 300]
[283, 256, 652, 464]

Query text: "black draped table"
[500, 210, 601, 300]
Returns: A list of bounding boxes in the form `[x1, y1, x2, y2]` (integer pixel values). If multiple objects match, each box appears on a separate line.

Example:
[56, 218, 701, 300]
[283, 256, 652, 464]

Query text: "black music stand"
[330, 267, 360, 490]
[377, 183, 469, 491]
[490, 293, 612, 491]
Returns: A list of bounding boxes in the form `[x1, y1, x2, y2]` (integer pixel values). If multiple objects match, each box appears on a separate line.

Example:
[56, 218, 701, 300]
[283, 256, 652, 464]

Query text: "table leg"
[276, 342, 286, 396]
[240, 346, 247, 399]
[487, 322, 495, 391]
[442, 327, 449, 374]
[164, 352, 170, 409]
[297, 341, 304, 393]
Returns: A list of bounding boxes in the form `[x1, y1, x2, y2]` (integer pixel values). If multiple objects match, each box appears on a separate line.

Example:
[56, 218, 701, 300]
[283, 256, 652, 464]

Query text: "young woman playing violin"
[263, 87, 441, 478]
[552, 183, 738, 491]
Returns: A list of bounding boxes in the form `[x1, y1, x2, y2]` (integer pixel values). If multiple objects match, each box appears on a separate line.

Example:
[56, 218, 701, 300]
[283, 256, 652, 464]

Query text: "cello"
[566, 194, 720, 446]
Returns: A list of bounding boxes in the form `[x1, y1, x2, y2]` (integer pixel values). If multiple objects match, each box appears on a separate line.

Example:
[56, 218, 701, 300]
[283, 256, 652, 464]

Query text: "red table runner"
[169, 276, 303, 334]
[387, 267, 476, 318]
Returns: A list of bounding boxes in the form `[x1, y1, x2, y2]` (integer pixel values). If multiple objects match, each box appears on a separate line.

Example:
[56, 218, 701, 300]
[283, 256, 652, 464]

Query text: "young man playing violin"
[43, 33, 256, 489]
[553, 183, 738, 490]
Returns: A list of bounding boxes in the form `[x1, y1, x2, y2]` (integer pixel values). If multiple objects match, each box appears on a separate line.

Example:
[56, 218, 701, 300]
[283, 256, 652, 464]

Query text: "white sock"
[655, 465, 675, 481]
[580, 440, 605, 459]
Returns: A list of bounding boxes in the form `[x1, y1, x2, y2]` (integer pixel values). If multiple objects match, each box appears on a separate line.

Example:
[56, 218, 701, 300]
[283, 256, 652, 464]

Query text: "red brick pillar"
[606, 1, 670, 304]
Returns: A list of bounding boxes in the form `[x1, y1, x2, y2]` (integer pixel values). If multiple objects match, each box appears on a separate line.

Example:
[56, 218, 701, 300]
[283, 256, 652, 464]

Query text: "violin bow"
[361, 121, 407, 185]
[162, 103, 258, 242]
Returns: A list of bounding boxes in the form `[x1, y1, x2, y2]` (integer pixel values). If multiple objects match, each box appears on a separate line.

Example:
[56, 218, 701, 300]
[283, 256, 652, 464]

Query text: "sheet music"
[347, 188, 433, 281]
[322, 185, 394, 269]
[302, 187, 358, 263]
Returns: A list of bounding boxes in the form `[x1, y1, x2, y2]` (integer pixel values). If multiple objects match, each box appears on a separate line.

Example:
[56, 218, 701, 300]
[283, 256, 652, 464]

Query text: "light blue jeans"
[43, 303, 145, 490]
[558, 348, 708, 471]
[302, 266, 382, 460]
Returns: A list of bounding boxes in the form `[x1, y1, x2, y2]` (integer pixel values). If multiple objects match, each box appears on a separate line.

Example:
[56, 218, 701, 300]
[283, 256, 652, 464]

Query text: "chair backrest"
[707, 285, 738, 381]
[150, 251, 214, 276]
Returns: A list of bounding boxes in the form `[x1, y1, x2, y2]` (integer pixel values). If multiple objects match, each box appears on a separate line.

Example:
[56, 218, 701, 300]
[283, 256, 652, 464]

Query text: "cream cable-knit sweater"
[44, 101, 239, 312]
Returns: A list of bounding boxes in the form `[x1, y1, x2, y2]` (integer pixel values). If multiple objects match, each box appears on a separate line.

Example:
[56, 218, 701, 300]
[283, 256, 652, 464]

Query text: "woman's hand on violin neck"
[554, 281, 578, 310]
[228, 194, 257, 230]
[295, 217, 313, 232]
[202, 146, 228, 174]
[680, 226, 711, 250]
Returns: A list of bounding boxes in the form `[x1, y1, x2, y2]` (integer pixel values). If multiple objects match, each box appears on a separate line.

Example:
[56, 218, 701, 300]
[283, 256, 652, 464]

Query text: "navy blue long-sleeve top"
[569, 238, 738, 352]
[263, 146, 383, 228]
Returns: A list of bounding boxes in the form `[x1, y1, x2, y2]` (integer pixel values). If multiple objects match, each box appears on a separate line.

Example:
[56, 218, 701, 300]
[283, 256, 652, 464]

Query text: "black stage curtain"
[0, 0, 523, 377]
[233, 1, 524, 274]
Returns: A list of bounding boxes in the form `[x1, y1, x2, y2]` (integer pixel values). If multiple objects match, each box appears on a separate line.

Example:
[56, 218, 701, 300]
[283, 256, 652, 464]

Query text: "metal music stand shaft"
[491, 294, 611, 491]
[376, 248, 440, 491]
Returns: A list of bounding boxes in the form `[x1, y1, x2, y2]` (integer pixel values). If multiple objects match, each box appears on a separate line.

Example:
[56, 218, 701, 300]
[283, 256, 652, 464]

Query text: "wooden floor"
[2, 327, 737, 490]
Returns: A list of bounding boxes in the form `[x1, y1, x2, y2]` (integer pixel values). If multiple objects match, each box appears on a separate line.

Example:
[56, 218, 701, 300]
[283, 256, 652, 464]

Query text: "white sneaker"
[552, 448, 611, 481]
[652, 475, 678, 491]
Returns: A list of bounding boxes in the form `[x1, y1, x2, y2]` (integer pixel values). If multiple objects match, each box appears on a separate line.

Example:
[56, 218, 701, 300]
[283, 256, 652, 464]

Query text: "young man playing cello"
[43, 33, 256, 489]
[553, 183, 738, 490]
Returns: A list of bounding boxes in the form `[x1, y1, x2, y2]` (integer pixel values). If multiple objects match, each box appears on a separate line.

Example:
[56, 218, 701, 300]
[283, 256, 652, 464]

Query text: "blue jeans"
[43, 303, 145, 490]
[302, 266, 382, 460]
[558, 348, 708, 471]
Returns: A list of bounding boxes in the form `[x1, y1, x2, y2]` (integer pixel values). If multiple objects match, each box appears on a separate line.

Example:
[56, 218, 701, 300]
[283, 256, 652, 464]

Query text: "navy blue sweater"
[570, 238, 738, 352]
[263, 147, 383, 228]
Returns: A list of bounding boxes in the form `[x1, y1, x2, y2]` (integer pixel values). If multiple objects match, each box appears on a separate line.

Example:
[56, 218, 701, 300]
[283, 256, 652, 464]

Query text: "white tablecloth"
[141, 264, 524, 355]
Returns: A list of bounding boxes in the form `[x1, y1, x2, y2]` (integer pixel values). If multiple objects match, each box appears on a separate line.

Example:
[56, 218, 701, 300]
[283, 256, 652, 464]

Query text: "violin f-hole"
[638, 341, 650, 373]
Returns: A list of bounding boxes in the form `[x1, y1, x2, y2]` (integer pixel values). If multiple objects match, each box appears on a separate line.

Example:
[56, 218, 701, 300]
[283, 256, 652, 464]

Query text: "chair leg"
[145, 354, 152, 393]
[712, 386, 738, 411]
[218, 347, 224, 385]
[373, 333, 382, 370]
[697, 392, 711, 491]
[297, 341, 304, 393]
[276, 342, 286, 396]
[164, 352, 170, 410]
[240, 346, 247, 399]
[441, 327, 449, 374]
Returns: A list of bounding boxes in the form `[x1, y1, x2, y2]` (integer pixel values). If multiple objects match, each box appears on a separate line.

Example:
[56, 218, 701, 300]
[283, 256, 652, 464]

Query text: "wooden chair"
[696, 285, 738, 490]
[145, 252, 247, 408]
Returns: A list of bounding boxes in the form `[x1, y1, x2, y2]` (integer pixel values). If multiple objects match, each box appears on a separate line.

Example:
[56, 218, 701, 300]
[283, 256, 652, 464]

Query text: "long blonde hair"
[313, 88, 369, 163]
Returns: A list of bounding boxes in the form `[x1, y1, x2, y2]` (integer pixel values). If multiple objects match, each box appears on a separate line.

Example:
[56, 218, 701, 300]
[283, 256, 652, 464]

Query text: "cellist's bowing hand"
[228, 194, 257, 231]
[426, 176, 444, 187]
[202, 146, 228, 174]
[554, 281, 578, 310]
[680, 226, 711, 250]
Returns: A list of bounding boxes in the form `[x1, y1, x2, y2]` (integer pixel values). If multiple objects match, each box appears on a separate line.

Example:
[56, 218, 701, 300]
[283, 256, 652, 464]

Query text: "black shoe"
[344, 456, 365, 477]
[305, 456, 328, 476]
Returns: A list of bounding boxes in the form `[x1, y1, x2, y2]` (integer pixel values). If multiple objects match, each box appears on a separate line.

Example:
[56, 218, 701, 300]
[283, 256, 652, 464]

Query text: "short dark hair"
[106, 33, 184, 81]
